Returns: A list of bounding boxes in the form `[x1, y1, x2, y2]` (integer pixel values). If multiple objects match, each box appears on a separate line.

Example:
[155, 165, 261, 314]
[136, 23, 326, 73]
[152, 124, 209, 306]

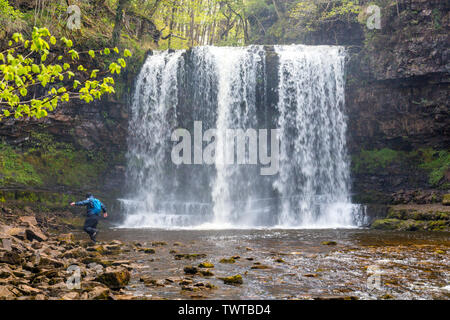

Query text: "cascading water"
[120, 45, 364, 229]
[274, 45, 361, 228]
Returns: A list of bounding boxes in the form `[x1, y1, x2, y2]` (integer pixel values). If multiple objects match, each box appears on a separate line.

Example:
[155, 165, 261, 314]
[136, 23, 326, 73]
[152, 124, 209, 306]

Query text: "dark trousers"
[83, 215, 100, 238]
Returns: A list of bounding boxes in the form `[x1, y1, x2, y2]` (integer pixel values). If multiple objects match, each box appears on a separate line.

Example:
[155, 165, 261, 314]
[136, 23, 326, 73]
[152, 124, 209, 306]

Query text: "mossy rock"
[151, 241, 167, 247]
[174, 253, 207, 260]
[142, 248, 155, 254]
[219, 274, 243, 285]
[183, 266, 198, 275]
[371, 219, 401, 230]
[198, 262, 214, 268]
[321, 241, 337, 246]
[198, 269, 214, 277]
[95, 268, 130, 289]
[219, 257, 235, 264]
[443, 194, 450, 206]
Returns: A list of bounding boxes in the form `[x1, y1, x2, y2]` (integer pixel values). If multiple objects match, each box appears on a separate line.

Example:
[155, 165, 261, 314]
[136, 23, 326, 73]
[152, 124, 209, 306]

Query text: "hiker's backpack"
[90, 198, 102, 215]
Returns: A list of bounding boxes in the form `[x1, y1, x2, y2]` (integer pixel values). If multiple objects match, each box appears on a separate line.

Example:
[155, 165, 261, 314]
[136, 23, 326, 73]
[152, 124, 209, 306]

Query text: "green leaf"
[118, 58, 126, 68]
[123, 49, 132, 57]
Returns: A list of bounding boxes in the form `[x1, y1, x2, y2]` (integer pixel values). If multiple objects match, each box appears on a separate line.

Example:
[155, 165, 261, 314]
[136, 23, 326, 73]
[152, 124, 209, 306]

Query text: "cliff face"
[0, 1, 448, 217]
[0, 97, 129, 211]
[345, 1, 449, 203]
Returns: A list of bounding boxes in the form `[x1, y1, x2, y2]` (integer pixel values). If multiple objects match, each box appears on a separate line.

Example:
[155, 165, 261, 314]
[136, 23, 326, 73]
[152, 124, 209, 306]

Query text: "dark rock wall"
[345, 0, 449, 202]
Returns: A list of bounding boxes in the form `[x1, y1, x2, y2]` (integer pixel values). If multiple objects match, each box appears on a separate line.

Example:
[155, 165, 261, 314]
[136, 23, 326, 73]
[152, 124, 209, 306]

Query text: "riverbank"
[0, 208, 448, 300]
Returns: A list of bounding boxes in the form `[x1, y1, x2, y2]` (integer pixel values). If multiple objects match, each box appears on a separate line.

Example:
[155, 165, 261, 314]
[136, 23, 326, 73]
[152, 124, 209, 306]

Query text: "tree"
[0, 27, 132, 121]
[112, 0, 132, 46]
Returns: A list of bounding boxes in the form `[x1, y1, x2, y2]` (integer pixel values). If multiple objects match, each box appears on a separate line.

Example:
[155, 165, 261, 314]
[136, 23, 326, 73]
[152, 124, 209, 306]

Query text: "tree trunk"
[112, 0, 130, 46]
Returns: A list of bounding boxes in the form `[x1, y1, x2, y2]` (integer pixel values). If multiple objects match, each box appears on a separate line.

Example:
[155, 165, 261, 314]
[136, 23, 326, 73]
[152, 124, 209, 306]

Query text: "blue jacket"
[75, 196, 107, 216]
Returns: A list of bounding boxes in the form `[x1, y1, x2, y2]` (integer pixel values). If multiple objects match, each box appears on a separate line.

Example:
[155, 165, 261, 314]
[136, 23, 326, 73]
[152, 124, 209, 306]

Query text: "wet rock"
[219, 274, 243, 285]
[198, 269, 214, 277]
[173, 242, 182, 246]
[142, 248, 155, 254]
[379, 293, 395, 299]
[274, 258, 285, 263]
[321, 241, 337, 246]
[303, 273, 319, 278]
[198, 262, 214, 268]
[179, 279, 193, 286]
[219, 257, 235, 264]
[443, 194, 450, 206]
[151, 241, 167, 246]
[314, 295, 358, 300]
[184, 266, 198, 275]
[251, 265, 271, 270]
[175, 253, 207, 260]
[95, 267, 130, 289]
[139, 276, 165, 287]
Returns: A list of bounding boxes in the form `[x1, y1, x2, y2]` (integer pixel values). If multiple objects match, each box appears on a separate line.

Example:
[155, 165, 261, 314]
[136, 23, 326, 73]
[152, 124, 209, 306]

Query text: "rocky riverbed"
[0, 208, 449, 300]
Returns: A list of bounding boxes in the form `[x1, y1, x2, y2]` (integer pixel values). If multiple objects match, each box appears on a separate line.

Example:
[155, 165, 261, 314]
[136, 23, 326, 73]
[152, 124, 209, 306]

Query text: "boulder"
[0, 251, 22, 265]
[0, 285, 16, 299]
[183, 266, 198, 275]
[95, 267, 130, 289]
[19, 216, 38, 227]
[57, 233, 75, 243]
[59, 248, 88, 259]
[443, 194, 450, 206]
[25, 226, 48, 242]
[220, 274, 243, 285]
[88, 286, 111, 300]
[61, 292, 79, 300]
[198, 262, 214, 268]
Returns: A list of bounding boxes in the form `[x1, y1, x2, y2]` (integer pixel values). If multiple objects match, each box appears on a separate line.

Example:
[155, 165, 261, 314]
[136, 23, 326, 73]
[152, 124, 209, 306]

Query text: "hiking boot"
[90, 231, 98, 243]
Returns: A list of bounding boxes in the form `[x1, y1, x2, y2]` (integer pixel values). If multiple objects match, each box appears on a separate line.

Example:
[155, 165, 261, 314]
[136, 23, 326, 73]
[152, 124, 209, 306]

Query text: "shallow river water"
[81, 228, 449, 300]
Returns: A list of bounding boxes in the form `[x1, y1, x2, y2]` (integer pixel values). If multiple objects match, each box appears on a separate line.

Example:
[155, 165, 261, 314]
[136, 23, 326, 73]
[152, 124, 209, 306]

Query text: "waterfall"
[274, 45, 360, 228]
[120, 45, 363, 229]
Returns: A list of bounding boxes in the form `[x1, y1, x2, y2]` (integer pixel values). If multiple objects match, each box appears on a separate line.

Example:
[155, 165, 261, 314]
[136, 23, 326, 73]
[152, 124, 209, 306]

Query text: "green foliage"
[24, 132, 108, 188]
[419, 149, 450, 186]
[0, 27, 131, 121]
[352, 148, 399, 173]
[0, 133, 108, 189]
[0, 0, 24, 33]
[0, 143, 42, 186]
[352, 147, 450, 188]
